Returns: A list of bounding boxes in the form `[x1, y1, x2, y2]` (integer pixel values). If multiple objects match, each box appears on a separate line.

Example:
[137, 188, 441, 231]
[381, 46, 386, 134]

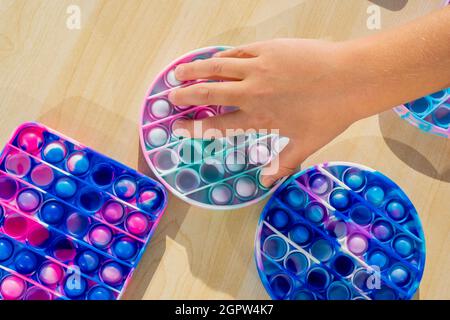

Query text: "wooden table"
[0, 0, 448, 300]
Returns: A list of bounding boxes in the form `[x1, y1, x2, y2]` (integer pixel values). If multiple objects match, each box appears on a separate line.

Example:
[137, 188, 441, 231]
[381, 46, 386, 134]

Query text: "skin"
[169, 7, 450, 187]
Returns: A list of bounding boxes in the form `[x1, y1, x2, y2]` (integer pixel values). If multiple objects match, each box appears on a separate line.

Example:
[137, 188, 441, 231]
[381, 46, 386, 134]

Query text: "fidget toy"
[393, 1, 449, 137]
[0, 122, 167, 300]
[394, 88, 450, 138]
[139, 46, 284, 209]
[255, 162, 425, 300]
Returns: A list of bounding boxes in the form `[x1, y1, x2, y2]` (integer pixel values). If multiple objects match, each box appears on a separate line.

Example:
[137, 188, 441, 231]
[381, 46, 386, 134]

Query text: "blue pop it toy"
[394, 87, 450, 138]
[255, 162, 426, 300]
[0, 122, 167, 300]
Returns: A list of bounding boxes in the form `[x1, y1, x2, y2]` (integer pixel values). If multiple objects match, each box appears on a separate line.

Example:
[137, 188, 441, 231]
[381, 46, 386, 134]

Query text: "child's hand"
[168, 8, 450, 187]
[169, 39, 359, 187]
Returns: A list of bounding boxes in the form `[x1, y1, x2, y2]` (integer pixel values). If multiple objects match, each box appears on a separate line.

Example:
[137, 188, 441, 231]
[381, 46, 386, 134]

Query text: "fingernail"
[273, 137, 290, 154]
[174, 65, 185, 79]
[172, 119, 185, 130]
[213, 51, 222, 57]
[168, 90, 177, 103]
[260, 172, 276, 188]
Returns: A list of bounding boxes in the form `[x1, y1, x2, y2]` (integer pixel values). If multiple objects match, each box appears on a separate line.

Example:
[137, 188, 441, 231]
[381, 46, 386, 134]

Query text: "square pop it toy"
[255, 162, 426, 300]
[394, 88, 450, 138]
[139, 46, 284, 210]
[0, 122, 167, 300]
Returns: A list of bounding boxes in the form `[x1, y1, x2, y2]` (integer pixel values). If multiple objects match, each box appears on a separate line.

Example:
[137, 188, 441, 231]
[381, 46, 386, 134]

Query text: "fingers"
[260, 142, 304, 188]
[169, 81, 242, 107]
[172, 111, 255, 139]
[175, 58, 249, 81]
[215, 43, 265, 58]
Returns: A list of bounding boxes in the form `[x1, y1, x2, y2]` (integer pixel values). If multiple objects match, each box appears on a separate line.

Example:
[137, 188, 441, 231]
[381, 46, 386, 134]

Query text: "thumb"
[260, 140, 305, 188]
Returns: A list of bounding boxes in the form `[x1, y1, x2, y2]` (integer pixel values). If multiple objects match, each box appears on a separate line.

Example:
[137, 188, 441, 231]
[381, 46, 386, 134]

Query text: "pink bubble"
[0, 176, 18, 200]
[125, 212, 149, 236]
[53, 238, 76, 261]
[38, 262, 64, 286]
[5, 153, 32, 177]
[25, 287, 52, 300]
[100, 262, 124, 286]
[30, 164, 54, 188]
[347, 234, 368, 255]
[27, 223, 50, 247]
[102, 201, 125, 224]
[17, 189, 41, 212]
[0, 275, 26, 300]
[89, 225, 113, 248]
[17, 127, 44, 154]
[4, 214, 28, 238]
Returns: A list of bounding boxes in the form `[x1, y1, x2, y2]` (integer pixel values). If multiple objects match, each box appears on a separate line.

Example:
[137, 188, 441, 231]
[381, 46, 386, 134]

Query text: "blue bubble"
[0, 205, 4, 221]
[64, 276, 87, 298]
[55, 177, 77, 199]
[289, 224, 311, 246]
[393, 236, 414, 258]
[270, 273, 293, 299]
[389, 264, 410, 287]
[305, 203, 326, 224]
[91, 164, 114, 187]
[138, 188, 163, 212]
[307, 267, 330, 290]
[87, 286, 114, 300]
[76, 250, 100, 273]
[343, 168, 365, 190]
[368, 250, 389, 269]
[14, 250, 38, 274]
[373, 286, 396, 300]
[333, 255, 355, 277]
[267, 209, 290, 230]
[350, 205, 373, 226]
[42, 141, 67, 163]
[327, 281, 351, 300]
[67, 152, 90, 176]
[292, 290, 315, 300]
[113, 238, 138, 260]
[263, 236, 287, 260]
[329, 188, 351, 210]
[311, 239, 334, 262]
[283, 187, 307, 209]
[386, 200, 406, 221]
[0, 238, 14, 262]
[40, 201, 65, 225]
[408, 97, 430, 114]
[284, 252, 309, 275]
[79, 189, 102, 212]
[365, 186, 385, 206]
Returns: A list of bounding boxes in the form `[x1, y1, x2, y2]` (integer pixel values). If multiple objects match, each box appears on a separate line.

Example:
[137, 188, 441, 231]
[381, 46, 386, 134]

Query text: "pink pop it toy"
[139, 46, 285, 210]
[0, 122, 167, 300]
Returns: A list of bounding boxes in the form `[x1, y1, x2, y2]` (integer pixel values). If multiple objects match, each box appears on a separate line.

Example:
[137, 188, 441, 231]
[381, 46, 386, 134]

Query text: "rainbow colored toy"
[255, 162, 425, 300]
[139, 46, 283, 209]
[0, 122, 167, 300]
[394, 88, 450, 138]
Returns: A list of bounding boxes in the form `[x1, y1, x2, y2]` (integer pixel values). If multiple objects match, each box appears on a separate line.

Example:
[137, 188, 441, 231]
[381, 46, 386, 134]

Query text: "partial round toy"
[255, 162, 426, 300]
[139, 46, 284, 209]
[394, 88, 449, 138]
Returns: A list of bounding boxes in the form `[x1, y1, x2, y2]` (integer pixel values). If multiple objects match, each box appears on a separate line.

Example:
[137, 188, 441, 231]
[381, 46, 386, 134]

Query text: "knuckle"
[195, 86, 212, 102]
[209, 60, 223, 75]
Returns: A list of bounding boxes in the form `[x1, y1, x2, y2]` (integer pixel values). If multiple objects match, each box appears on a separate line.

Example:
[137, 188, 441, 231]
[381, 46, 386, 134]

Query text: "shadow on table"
[38, 96, 264, 299]
[378, 110, 450, 183]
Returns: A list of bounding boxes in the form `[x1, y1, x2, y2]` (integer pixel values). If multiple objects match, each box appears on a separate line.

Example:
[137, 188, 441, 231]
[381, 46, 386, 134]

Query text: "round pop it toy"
[255, 162, 426, 300]
[139, 46, 284, 209]
[394, 87, 450, 138]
